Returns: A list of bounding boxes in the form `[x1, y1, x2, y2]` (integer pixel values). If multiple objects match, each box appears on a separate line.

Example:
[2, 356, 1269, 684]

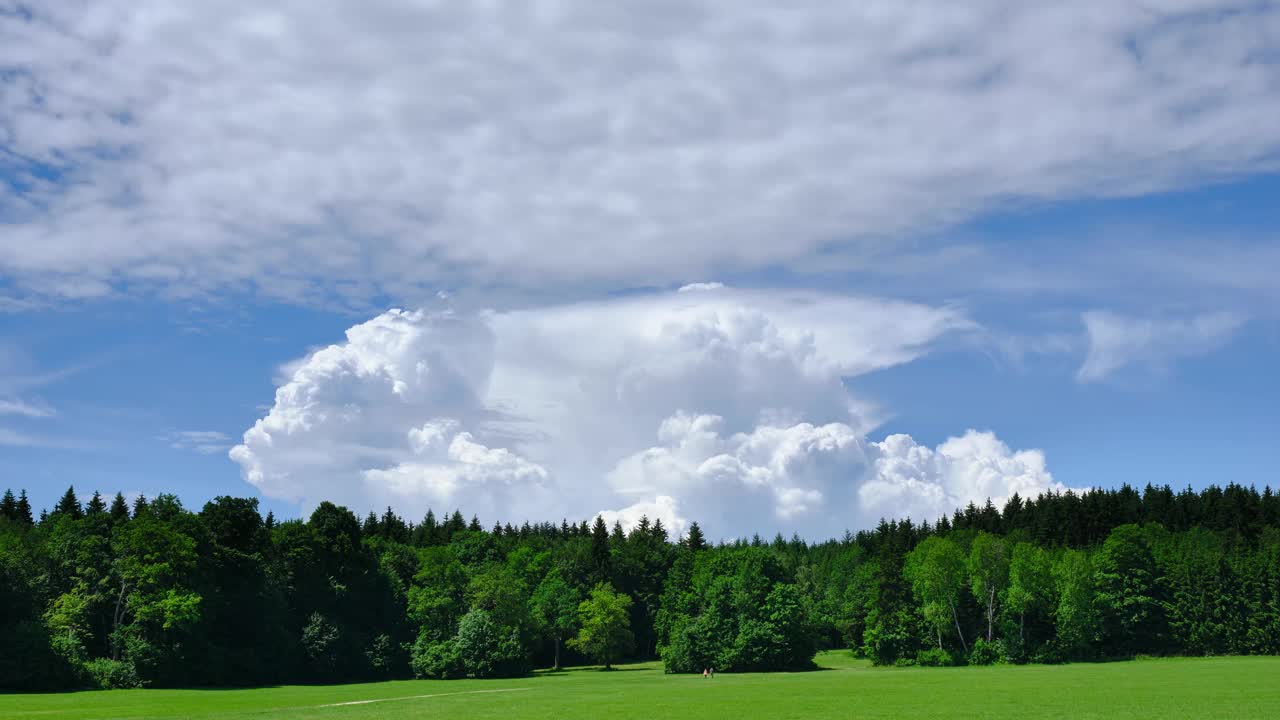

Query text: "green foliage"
[967, 638, 1003, 665]
[570, 583, 634, 669]
[659, 547, 815, 673]
[531, 569, 581, 669]
[1052, 549, 1098, 660]
[1094, 524, 1166, 657]
[904, 537, 968, 652]
[83, 658, 143, 689]
[1002, 542, 1053, 659]
[968, 533, 1009, 643]
[301, 613, 343, 679]
[453, 608, 529, 678]
[409, 636, 462, 679]
[4, 481, 1280, 691]
[915, 647, 957, 666]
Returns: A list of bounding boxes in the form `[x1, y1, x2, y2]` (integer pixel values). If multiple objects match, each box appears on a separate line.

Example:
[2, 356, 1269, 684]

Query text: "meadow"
[3, 651, 1279, 720]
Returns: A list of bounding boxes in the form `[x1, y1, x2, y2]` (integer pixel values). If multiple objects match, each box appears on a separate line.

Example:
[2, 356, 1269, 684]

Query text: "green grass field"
[4, 652, 1279, 719]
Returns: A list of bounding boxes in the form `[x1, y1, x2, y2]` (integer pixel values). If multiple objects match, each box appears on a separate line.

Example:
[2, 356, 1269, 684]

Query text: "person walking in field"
[702, 668, 708, 679]
[710, 666, 715, 678]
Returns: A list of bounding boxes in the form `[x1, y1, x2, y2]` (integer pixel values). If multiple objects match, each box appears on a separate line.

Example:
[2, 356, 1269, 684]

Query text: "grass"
[3, 652, 1280, 719]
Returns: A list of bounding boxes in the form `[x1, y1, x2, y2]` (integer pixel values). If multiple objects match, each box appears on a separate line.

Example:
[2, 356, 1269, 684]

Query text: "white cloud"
[1077, 310, 1245, 382]
[3, 2, 1280, 302]
[361, 420, 552, 525]
[166, 430, 232, 455]
[0, 397, 55, 418]
[597, 495, 686, 537]
[860, 431, 1070, 525]
[606, 414, 865, 537]
[230, 286, 1066, 536]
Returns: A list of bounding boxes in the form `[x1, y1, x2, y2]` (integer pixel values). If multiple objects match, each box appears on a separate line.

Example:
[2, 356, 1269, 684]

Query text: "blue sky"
[2, 2, 1278, 538]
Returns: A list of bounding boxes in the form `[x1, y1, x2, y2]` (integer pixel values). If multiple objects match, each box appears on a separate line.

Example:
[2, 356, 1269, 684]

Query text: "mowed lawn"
[4, 652, 1279, 720]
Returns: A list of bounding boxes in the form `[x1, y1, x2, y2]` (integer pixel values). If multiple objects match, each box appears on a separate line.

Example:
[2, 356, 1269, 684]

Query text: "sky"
[1, 1, 1278, 540]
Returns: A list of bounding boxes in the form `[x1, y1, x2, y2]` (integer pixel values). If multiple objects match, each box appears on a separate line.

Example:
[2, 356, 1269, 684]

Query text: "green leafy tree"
[1094, 524, 1167, 656]
[904, 536, 968, 652]
[1003, 543, 1053, 652]
[969, 532, 1010, 643]
[570, 583, 634, 669]
[109, 496, 202, 679]
[1052, 549, 1098, 660]
[453, 608, 528, 678]
[531, 569, 581, 669]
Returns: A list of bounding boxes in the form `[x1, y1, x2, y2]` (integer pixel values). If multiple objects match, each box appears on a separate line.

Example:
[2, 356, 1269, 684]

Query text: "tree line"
[1, 482, 1278, 690]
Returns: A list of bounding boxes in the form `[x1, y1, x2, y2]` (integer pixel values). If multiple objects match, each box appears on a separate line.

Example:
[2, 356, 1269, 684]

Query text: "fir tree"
[53, 485, 83, 520]
[16, 489, 33, 526]
[684, 521, 706, 552]
[86, 490, 107, 516]
[109, 492, 130, 523]
[591, 515, 612, 582]
[651, 518, 668, 543]
[0, 489, 15, 521]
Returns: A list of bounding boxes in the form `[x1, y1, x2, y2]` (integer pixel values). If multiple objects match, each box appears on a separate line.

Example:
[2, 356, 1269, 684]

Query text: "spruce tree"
[86, 491, 106, 516]
[0, 489, 15, 521]
[651, 518, 668, 543]
[132, 494, 149, 517]
[53, 486, 83, 519]
[684, 521, 706, 552]
[591, 515, 612, 582]
[16, 490, 33, 526]
[109, 492, 130, 523]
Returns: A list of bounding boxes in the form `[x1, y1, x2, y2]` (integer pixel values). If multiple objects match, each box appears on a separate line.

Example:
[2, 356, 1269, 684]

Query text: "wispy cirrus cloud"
[1077, 310, 1246, 383]
[166, 430, 233, 455]
[0, 397, 55, 418]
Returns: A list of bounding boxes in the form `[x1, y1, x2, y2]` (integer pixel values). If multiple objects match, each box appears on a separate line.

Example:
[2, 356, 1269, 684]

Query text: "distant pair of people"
[702, 667, 715, 678]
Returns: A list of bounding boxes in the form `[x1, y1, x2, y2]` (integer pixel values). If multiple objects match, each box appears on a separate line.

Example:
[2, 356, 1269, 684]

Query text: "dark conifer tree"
[16, 489, 33, 526]
[651, 518, 668, 543]
[109, 492, 130, 523]
[86, 491, 106, 516]
[0, 489, 15, 521]
[684, 521, 706, 552]
[53, 486, 83, 519]
[591, 515, 612, 581]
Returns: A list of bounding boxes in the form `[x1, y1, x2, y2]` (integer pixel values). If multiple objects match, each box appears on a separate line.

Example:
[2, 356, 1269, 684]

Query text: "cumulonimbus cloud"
[4, 2, 1280, 302]
[230, 286, 1073, 538]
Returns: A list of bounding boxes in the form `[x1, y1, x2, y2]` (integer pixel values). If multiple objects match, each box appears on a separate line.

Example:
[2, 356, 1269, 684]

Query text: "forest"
[2, 482, 1279, 691]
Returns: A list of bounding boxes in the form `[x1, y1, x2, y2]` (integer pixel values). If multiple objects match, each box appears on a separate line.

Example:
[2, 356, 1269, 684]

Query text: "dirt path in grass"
[318, 687, 533, 708]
